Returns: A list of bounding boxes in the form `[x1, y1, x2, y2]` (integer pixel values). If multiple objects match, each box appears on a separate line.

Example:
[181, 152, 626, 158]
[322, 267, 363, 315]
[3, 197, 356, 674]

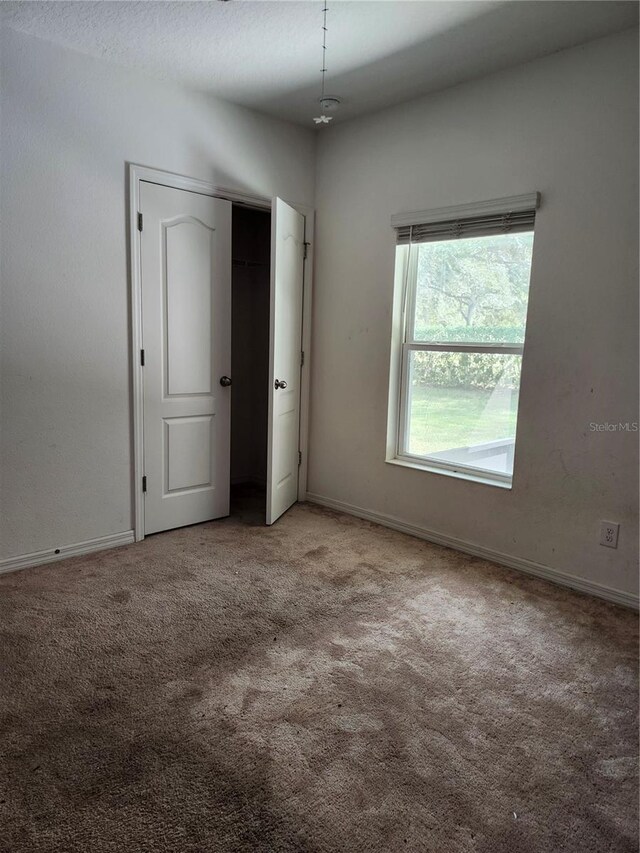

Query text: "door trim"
[128, 163, 313, 540]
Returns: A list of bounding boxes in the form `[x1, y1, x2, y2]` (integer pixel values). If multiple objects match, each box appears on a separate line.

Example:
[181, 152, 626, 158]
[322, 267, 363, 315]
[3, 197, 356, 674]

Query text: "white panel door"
[266, 198, 305, 525]
[140, 181, 232, 535]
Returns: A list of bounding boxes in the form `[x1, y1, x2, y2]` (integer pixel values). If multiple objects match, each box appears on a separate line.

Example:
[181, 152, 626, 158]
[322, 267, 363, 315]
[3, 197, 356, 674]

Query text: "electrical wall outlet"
[600, 521, 619, 549]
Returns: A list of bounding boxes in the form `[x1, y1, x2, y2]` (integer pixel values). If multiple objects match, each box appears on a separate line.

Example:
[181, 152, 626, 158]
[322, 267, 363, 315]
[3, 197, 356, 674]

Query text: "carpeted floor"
[0, 499, 638, 853]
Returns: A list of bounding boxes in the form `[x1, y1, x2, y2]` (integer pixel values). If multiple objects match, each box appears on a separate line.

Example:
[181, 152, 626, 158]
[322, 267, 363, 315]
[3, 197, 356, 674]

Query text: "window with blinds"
[386, 193, 539, 487]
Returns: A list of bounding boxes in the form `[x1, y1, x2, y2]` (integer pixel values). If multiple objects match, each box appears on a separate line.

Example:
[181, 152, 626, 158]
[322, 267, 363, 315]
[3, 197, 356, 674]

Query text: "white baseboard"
[0, 530, 136, 576]
[305, 493, 639, 611]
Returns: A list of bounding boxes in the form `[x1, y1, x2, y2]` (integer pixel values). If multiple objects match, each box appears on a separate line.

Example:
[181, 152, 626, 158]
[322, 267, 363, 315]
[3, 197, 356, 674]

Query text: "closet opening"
[230, 204, 272, 522]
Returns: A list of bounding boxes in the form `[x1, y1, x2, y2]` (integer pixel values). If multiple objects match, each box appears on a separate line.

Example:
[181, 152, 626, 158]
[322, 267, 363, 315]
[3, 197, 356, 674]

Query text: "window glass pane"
[412, 232, 534, 344]
[406, 351, 522, 477]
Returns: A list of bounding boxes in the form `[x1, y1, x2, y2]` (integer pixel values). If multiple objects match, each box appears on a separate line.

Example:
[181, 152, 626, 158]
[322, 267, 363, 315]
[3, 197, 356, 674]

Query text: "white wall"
[0, 27, 315, 559]
[310, 29, 639, 599]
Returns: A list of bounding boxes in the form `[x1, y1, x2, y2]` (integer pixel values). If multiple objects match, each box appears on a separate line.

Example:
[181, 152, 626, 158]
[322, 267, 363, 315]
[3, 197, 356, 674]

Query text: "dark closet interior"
[230, 205, 271, 516]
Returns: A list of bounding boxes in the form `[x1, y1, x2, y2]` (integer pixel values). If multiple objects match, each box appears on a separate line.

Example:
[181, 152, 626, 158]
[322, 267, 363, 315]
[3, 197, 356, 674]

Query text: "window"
[387, 194, 539, 487]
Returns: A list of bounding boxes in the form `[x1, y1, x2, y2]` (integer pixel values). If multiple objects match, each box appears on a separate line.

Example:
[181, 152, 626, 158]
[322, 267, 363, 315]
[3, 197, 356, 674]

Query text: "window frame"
[387, 227, 534, 489]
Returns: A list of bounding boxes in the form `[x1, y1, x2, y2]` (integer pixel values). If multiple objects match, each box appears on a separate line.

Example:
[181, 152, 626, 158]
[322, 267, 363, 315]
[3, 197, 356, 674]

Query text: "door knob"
[274, 379, 287, 390]
[219, 376, 232, 387]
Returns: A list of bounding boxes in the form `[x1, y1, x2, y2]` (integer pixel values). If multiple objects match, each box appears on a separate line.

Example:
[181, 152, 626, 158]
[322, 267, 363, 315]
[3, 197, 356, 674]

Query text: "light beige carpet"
[0, 500, 637, 853]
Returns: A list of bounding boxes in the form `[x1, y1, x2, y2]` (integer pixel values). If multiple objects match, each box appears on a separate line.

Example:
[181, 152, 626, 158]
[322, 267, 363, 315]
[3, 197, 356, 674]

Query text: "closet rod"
[232, 258, 269, 268]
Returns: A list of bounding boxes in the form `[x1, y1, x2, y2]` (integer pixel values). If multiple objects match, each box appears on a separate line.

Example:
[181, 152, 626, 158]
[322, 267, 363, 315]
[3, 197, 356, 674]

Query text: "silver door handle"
[274, 379, 287, 390]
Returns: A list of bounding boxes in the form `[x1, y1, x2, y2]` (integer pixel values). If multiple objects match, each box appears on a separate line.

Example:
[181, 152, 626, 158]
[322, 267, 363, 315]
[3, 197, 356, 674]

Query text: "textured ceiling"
[1, 1, 638, 127]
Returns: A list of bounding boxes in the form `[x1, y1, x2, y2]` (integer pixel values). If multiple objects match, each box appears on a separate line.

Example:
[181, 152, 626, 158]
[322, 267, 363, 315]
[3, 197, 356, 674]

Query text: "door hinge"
[300, 350, 305, 367]
[142, 475, 147, 493]
[140, 349, 145, 366]
[303, 241, 310, 260]
[137, 212, 143, 232]
[298, 450, 302, 467]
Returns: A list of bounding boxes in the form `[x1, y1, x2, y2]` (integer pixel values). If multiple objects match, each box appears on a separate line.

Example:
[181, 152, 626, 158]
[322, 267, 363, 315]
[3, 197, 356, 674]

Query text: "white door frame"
[128, 163, 314, 541]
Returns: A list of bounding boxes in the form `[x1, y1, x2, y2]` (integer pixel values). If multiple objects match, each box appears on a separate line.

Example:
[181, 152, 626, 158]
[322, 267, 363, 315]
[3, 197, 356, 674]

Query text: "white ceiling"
[2, 1, 638, 127]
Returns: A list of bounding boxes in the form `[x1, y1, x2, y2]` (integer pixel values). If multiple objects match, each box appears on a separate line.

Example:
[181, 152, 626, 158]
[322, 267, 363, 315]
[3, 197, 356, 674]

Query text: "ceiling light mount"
[318, 96, 341, 112]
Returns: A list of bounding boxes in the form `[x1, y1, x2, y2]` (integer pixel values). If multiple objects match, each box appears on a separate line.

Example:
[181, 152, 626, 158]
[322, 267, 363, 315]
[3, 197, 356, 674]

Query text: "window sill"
[385, 456, 513, 490]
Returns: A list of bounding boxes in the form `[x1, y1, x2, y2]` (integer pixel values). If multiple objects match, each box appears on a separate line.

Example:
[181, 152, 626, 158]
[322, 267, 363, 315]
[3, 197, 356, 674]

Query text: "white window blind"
[392, 193, 540, 244]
